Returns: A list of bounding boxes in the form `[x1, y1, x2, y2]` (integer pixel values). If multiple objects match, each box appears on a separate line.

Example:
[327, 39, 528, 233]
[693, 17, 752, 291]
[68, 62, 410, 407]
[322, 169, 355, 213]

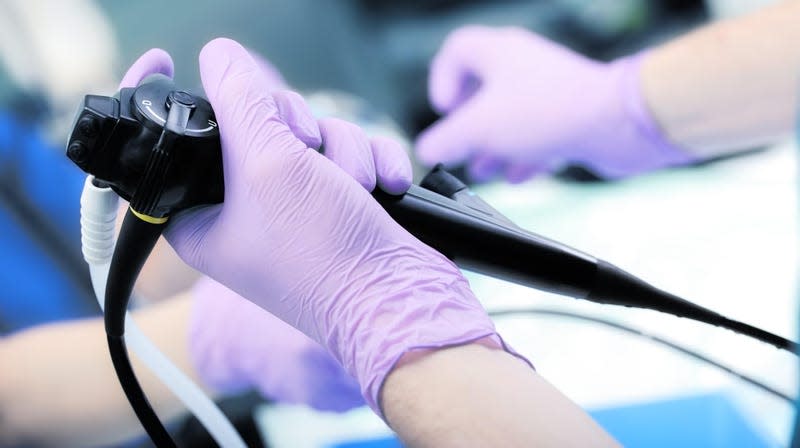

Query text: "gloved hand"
[119, 48, 365, 412]
[415, 26, 696, 183]
[140, 38, 528, 417]
[190, 277, 364, 412]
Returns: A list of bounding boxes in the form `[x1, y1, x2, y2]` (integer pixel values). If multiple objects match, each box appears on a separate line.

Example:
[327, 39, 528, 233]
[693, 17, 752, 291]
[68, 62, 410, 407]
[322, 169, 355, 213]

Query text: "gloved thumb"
[244, 48, 322, 149]
[198, 38, 307, 174]
[273, 90, 322, 150]
[199, 38, 275, 128]
[428, 26, 494, 113]
[415, 93, 487, 167]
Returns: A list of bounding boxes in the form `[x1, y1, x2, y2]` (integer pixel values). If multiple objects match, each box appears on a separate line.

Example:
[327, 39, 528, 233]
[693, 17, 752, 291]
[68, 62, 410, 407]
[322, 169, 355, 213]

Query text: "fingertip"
[413, 129, 443, 167]
[428, 54, 460, 113]
[119, 48, 174, 89]
[414, 124, 469, 167]
[429, 25, 493, 112]
[371, 136, 413, 194]
[199, 38, 255, 103]
[274, 90, 322, 149]
[319, 118, 377, 191]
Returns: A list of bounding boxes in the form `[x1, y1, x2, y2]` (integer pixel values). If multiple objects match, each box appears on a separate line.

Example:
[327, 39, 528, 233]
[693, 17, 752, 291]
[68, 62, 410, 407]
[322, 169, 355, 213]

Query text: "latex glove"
[119, 48, 366, 412]
[190, 277, 364, 412]
[159, 38, 526, 417]
[416, 26, 696, 183]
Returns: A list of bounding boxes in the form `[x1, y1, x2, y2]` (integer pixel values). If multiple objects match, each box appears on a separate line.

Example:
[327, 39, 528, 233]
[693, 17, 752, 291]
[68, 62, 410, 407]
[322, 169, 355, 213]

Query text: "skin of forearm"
[0, 293, 208, 447]
[642, 0, 800, 157]
[137, 237, 202, 302]
[381, 342, 619, 447]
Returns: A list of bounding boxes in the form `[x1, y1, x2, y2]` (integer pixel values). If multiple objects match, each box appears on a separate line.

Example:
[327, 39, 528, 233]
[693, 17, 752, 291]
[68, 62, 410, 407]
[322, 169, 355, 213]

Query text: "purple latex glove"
[190, 277, 364, 412]
[416, 26, 696, 183]
[119, 48, 366, 412]
[153, 38, 527, 417]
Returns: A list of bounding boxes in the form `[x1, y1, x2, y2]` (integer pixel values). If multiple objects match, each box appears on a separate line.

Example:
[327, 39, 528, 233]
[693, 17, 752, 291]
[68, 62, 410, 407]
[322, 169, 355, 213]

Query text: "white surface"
[470, 140, 798, 446]
[257, 142, 798, 447]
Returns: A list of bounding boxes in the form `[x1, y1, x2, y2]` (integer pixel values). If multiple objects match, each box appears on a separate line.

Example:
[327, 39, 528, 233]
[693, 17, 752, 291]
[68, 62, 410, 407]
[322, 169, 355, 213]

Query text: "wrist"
[620, 52, 697, 163]
[380, 341, 537, 443]
[325, 247, 532, 418]
[588, 52, 697, 179]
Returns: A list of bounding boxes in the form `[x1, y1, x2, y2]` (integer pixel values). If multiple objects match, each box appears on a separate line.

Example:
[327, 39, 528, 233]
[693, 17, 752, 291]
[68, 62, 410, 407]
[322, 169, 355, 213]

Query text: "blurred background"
[0, 0, 795, 447]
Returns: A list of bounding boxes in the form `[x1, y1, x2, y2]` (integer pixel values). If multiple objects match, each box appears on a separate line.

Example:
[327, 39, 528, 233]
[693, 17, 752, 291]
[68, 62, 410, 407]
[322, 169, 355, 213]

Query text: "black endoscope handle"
[130, 92, 194, 218]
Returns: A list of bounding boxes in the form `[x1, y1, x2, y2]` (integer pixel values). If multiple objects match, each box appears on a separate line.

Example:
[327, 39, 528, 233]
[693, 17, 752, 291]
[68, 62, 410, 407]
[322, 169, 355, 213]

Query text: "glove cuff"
[601, 52, 697, 178]
[329, 256, 534, 420]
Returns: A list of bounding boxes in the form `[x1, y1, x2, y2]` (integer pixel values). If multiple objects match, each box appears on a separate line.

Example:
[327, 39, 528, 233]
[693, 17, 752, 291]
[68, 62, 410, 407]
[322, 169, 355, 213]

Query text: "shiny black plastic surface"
[374, 185, 598, 298]
[66, 75, 223, 218]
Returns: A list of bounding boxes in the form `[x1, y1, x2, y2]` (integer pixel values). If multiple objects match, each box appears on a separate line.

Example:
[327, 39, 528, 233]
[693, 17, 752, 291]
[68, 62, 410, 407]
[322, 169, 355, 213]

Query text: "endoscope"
[67, 75, 798, 446]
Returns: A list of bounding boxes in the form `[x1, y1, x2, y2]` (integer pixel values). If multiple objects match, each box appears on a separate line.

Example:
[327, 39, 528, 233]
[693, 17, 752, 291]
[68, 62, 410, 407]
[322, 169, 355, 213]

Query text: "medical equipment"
[375, 166, 796, 352]
[70, 75, 243, 447]
[67, 76, 797, 446]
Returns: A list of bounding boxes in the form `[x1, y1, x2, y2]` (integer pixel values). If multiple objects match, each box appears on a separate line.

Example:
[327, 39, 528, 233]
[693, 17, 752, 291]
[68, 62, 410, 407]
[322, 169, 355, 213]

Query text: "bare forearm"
[381, 342, 618, 447]
[0, 293, 204, 447]
[643, 0, 800, 157]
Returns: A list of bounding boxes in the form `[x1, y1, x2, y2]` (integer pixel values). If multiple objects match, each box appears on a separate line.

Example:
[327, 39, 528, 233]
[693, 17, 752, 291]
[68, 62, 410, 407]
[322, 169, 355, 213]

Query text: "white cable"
[80, 176, 246, 448]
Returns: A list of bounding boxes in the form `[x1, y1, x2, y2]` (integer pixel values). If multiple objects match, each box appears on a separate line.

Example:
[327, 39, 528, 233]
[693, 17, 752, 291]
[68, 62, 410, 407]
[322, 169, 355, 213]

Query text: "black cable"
[588, 260, 798, 354]
[108, 335, 176, 447]
[717, 315, 796, 353]
[105, 209, 176, 447]
[489, 308, 796, 404]
[375, 183, 798, 354]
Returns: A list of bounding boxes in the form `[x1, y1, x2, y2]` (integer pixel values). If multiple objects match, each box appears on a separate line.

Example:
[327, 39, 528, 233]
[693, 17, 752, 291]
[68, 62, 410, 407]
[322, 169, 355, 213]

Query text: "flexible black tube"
[588, 261, 798, 353]
[104, 208, 176, 447]
[108, 335, 176, 447]
[489, 308, 795, 404]
[374, 185, 799, 354]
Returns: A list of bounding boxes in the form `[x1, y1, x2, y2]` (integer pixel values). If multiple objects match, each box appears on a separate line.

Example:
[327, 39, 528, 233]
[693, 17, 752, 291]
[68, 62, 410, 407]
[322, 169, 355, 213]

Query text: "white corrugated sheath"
[80, 176, 246, 448]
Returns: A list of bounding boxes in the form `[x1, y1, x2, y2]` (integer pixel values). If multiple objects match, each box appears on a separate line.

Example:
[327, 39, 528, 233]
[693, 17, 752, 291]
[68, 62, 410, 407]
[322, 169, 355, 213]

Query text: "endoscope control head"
[67, 74, 223, 219]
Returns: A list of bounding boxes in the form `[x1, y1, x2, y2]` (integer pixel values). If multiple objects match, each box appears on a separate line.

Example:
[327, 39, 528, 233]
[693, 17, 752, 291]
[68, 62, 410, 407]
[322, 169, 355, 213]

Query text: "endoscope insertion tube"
[374, 167, 799, 354]
[80, 176, 246, 448]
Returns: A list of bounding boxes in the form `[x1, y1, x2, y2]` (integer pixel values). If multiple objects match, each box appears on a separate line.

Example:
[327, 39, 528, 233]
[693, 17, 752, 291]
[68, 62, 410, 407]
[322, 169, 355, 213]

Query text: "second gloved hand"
[416, 26, 695, 182]
[190, 277, 364, 412]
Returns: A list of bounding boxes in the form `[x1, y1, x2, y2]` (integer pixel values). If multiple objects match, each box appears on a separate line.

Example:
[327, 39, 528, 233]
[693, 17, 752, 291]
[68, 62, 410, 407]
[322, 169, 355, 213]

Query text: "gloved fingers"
[273, 90, 322, 150]
[247, 50, 323, 149]
[415, 92, 488, 167]
[370, 136, 412, 195]
[318, 117, 377, 191]
[429, 25, 496, 113]
[467, 153, 505, 183]
[119, 48, 174, 89]
[504, 163, 547, 184]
